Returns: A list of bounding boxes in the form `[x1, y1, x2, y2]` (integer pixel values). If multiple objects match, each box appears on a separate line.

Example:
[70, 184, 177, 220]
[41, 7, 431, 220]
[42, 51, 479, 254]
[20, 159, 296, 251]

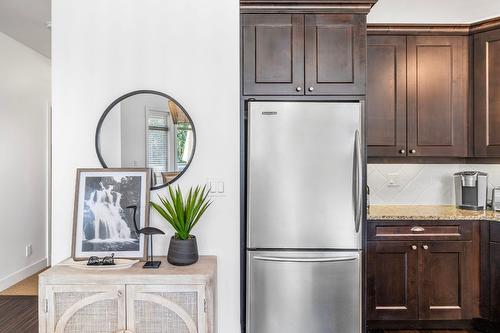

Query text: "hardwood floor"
[0, 295, 484, 333]
[0, 296, 38, 333]
[370, 330, 479, 333]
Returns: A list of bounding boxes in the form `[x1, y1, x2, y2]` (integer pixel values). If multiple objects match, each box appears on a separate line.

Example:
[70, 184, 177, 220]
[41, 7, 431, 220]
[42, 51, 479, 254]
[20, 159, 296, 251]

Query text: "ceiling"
[0, 0, 500, 59]
[0, 0, 51, 58]
[368, 0, 500, 24]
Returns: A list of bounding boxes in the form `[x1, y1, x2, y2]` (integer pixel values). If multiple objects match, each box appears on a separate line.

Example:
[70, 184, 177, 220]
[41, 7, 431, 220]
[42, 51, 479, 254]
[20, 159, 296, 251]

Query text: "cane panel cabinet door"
[44, 284, 126, 333]
[242, 14, 305, 95]
[126, 284, 208, 333]
[474, 28, 500, 157]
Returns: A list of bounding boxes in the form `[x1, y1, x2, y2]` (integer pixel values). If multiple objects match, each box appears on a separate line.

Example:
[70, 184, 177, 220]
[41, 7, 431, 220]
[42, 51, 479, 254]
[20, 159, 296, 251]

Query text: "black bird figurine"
[127, 205, 165, 268]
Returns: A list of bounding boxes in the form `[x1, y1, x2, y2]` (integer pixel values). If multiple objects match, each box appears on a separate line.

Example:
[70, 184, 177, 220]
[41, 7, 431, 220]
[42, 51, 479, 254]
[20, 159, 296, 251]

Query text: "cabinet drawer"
[368, 221, 472, 241]
[491, 222, 500, 243]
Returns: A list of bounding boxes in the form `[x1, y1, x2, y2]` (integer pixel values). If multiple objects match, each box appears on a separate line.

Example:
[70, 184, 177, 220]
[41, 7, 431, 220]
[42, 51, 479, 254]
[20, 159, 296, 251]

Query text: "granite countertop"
[368, 205, 500, 222]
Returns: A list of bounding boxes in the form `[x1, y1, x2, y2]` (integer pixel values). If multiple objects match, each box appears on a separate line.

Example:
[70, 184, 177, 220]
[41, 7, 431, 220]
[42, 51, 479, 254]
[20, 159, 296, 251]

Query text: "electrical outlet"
[387, 173, 400, 187]
[25, 244, 32, 257]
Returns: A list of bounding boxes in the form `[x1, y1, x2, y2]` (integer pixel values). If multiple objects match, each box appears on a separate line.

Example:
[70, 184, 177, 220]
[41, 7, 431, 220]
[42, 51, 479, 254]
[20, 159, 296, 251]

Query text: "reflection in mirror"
[97, 92, 195, 189]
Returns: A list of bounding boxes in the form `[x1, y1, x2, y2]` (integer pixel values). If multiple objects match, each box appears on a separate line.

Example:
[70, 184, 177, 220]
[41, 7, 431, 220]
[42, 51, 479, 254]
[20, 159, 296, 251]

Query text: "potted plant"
[150, 185, 212, 266]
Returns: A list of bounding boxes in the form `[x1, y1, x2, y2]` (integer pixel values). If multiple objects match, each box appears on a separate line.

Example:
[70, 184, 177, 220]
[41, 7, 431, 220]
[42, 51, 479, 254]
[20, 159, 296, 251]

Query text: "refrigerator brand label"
[261, 111, 278, 116]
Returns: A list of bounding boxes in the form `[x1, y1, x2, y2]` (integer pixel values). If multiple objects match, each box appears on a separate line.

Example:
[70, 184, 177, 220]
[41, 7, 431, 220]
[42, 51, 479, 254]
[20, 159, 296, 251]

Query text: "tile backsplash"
[368, 164, 500, 205]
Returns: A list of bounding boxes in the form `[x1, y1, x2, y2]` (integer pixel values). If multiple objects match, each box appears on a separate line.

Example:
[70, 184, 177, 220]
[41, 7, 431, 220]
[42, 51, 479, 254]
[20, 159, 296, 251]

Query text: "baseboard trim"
[0, 258, 48, 292]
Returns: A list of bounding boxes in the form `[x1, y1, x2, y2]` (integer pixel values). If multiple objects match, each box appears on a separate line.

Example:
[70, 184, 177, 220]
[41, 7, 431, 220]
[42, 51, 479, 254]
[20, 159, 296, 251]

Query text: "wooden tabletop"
[39, 256, 217, 285]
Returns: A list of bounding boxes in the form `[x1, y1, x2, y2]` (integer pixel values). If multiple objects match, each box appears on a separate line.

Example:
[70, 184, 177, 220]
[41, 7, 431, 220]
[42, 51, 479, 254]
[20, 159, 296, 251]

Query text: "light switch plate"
[206, 179, 226, 197]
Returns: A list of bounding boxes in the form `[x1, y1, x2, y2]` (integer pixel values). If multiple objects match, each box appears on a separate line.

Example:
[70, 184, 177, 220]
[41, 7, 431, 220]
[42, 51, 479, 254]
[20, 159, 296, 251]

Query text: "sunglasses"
[87, 253, 115, 266]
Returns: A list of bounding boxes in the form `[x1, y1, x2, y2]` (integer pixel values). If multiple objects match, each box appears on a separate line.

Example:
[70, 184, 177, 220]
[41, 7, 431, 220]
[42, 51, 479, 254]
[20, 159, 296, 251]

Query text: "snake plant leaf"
[150, 202, 177, 230]
[158, 195, 181, 231]
[151, 184, 212, 241]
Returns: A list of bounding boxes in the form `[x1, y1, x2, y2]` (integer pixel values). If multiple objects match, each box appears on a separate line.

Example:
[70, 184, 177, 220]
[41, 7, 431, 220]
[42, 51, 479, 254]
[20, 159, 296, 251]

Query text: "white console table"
[38, 256, 216, 333]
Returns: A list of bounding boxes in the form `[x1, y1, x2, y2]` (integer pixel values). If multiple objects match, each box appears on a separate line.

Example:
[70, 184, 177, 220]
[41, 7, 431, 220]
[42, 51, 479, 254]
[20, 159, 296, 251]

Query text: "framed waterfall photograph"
[72, 168, 150, 261]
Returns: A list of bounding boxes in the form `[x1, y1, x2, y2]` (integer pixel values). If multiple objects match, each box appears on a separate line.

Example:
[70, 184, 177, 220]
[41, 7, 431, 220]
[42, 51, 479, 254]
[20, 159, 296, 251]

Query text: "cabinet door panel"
[305, 14, 366, 95]
[367, 35, 407, 157]
[127, 284, 206, 333]
[407, 36, 468, 157]
[242, 14, 304, 95]
[490, 242, 500, 320]
[45, 284, 125, 333]
[367, 241, 418, 320]
[474, 29, 500, 156]
[419, 241, 472, 320]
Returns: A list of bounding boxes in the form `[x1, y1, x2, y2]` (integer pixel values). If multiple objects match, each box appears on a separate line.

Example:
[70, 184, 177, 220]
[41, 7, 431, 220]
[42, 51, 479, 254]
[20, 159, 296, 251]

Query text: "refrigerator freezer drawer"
[248, 101, 363, 249]
[247, 250, 361, 333]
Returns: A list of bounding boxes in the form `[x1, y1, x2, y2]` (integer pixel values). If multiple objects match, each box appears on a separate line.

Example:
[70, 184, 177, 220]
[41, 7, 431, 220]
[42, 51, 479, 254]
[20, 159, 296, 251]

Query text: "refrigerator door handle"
[253, 256, 358, 263]
[353, 130, 363, 233]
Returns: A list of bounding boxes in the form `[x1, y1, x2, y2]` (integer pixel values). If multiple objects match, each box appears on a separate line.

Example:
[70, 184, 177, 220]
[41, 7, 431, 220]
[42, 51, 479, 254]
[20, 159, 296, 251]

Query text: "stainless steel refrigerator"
[247, 101, 364, 333]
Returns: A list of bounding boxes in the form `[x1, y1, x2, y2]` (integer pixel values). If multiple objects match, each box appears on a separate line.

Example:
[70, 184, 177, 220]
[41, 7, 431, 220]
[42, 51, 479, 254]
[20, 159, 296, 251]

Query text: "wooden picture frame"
[72, 168, 150, 261]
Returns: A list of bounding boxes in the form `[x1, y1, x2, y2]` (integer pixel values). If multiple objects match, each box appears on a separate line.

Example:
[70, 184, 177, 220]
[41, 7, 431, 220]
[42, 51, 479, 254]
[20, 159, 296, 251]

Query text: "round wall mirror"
[96, 90, 196, 190]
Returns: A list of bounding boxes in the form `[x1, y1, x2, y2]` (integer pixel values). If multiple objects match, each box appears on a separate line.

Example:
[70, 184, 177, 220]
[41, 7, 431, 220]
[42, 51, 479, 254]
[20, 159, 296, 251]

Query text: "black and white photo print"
[72, 168, 150, 260]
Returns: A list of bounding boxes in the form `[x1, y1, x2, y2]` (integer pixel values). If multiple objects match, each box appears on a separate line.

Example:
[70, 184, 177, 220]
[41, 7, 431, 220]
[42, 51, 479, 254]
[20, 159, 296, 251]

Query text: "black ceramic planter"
[167, 235, 199, 266]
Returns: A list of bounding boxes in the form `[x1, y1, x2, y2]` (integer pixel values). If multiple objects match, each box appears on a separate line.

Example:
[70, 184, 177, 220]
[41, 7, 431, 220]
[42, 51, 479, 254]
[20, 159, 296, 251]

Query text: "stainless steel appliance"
[247, 101, 364, 333]
[453, 171, 488, 210]
[492, 187, 500, 212]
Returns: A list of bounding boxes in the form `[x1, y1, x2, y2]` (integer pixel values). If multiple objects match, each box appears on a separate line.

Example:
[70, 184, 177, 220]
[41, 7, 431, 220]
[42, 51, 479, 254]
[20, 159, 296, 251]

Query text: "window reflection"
[98, 93, 195, 188]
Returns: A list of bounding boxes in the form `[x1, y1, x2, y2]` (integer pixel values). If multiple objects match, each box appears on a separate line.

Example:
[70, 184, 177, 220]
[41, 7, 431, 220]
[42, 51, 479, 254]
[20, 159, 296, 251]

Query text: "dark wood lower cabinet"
[419, 241, 473, 320]
[490, 242, 500, 320]
[368, 237, 477, 322]
[367, 241, 418, 320]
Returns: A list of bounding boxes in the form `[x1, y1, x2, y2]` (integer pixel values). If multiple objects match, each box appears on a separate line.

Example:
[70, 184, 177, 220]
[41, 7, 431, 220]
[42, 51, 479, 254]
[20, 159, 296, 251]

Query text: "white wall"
[51, 1, 240, 332]
[368, 164, 500, 205]
[368, 0, 500, 24]
[0, 32, 50, 290]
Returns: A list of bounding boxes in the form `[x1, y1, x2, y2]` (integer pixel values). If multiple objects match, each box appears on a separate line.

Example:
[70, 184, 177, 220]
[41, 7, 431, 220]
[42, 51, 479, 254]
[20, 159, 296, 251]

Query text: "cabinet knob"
[411, 226, 425, 232]
[117, 290, 123, 298]
[422, 244, 429, 250]
[410, 149, 416, 154]
[399, 149, 406, 154]
[296, 86, 302, 92]
[411, 245, 417, 250]
[308, 87, 314, 92]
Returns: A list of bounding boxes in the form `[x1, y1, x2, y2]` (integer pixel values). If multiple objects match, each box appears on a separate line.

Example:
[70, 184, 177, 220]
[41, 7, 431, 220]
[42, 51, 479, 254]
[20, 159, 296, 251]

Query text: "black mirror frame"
[95, 90, 197, 191]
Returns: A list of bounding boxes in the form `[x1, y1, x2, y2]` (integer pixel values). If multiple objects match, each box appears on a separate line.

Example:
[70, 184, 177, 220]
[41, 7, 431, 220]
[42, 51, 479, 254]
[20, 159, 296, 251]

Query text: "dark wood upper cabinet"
[242, 14, 304, 95]
[366, 35, 407, 157]
[367, 241, 418, 320]
[242, 13, 367, 96]
[305, 14, 366, 95]
[419, 241, 473, 320]
[406, 36, 469, 157]
[366, 35, 469, 159]
[474, 28, 500, 157]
